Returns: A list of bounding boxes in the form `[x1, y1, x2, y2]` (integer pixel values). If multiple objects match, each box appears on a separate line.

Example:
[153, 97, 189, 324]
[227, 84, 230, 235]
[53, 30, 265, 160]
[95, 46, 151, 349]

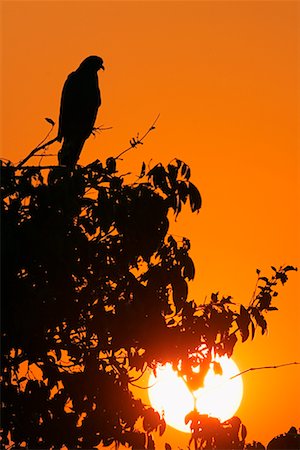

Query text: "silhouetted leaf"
[259, 292, 272, 310]
[188, 182, 202, 212]
[236, 305, 251, 342]
[167, 163, 179, 185]
[213, 361, 223, 376]
[250, 319, 256, 340]
[224, 333, 238, 357]
[180, 162, 191, 180]
[259, 277, 269, 283]
[284, 265, 297, 272]
[45, 117, 55, 126]
[211, 292, 219, 303]
[139, 162, 146, 178]
[159, 419, 166, 436]
[241, 423, 247, 440]
[106, 156, 117, 173]
[185, 409, 200, 425]
[251, 309, 267, 334]
[147, 434, 155, 449]
[183, 256, 195, 280]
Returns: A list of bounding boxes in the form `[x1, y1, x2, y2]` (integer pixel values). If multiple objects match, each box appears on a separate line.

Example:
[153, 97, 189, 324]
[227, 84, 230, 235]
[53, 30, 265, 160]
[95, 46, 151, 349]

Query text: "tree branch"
[16, 136, 59, 169]
[230, 361, 300, 380]
[115, 114, 160, 160]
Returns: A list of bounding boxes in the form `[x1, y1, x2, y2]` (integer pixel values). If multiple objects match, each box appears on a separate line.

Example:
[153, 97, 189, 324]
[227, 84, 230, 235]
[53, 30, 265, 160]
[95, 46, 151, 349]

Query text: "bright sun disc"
[148, 356, 243, 433]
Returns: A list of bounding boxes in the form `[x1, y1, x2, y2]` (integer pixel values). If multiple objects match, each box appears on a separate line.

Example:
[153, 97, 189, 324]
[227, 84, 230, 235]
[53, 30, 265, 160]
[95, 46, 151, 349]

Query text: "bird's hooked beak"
[100, 64, 105, 71]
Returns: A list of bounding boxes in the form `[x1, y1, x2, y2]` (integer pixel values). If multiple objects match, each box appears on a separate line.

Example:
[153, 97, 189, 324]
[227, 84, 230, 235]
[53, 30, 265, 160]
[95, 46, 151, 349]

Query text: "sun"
[148, 355, 243, 433]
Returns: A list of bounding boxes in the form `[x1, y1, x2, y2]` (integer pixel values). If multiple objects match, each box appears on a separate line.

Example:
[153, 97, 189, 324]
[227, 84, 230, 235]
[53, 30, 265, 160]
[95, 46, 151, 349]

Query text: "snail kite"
[57, 55, 104, 167]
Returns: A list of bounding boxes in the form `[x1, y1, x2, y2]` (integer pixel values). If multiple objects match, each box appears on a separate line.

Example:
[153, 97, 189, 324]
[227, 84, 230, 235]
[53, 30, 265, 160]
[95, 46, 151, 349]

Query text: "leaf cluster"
[1, 158, 200, 449]
[0, 157, 296, 449]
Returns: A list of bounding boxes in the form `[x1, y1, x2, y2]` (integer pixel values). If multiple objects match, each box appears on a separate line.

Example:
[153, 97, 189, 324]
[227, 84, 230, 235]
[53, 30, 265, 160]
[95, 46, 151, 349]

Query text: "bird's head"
[79, 55, 105, 72]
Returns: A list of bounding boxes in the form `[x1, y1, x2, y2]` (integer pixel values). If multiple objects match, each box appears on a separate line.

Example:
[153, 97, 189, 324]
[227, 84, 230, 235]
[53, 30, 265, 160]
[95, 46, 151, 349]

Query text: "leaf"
[159, 419, 166, 436]
[183, 256, 195, 280]
[54, 348, 62, 361]
[188, 182, 202, 212]
[241, 423, 247, 440]
[143, 409, 161, 432]
[171, 277, 188, 311]
[179, 163, 191, 180]
[147, 434, 155, 449]
[211, 292, 219, 303]
[256, 268, 261, 275]
[185, 409, 200, 425]
[259, 277, 269, 283]
[251, 309, 267, 333]
[259, 292, 272, 309]
[213, 361, 223, 376]
[236, 305, 251, 342]
[177, 180, 189, 204]
[147, 164, 170, 194]
[167, 318, 175, 326]
[275, 271, 288, 285]
[284, 265, 297, 272]
[220, 296, 233, 305]
[167, 163, 179, 185]
[106, 156, 117, 174]
[139, 162, 146, 178]
[45, 117, 55, 126]
[250, 319, 256, 340]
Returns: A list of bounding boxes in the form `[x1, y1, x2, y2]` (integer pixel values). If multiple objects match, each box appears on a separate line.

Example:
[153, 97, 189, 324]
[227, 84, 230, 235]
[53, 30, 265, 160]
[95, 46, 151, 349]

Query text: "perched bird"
[57, 55, 105, 167]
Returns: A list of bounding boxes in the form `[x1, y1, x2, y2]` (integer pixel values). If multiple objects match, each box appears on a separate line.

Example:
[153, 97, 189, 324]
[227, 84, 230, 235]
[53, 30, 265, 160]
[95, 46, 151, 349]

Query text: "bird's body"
[57, 56, 104, 167]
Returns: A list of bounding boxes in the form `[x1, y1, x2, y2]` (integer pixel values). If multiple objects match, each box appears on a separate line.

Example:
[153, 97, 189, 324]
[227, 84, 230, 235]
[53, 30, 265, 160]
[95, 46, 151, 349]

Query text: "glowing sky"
[2, 1, 299, 447]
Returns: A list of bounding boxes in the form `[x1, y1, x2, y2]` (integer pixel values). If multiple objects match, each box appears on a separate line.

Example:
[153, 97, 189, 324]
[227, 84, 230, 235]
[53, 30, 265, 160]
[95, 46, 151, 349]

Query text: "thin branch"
[92, 125, 113, 135]
[230, 361, 300, 380]
[16, 135, 59, 169]
[13, 165, 66, 171]
[115, 114, 160, 160]
[129, 380, 157, 390]
[129, 365, 149, 383]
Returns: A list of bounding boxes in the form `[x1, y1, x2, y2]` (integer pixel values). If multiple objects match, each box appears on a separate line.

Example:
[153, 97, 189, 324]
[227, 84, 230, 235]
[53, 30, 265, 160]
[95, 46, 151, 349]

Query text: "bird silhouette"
[57, 55, 104, 167]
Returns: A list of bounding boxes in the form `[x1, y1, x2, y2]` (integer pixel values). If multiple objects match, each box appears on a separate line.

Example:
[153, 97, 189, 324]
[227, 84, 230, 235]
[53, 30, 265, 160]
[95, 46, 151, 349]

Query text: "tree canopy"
[0, 153, 297, 449]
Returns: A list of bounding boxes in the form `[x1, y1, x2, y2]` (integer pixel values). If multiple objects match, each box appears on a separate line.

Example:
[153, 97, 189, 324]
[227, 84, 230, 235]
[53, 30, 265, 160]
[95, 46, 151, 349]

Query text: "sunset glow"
[148, 356, 243, 433]
[2, 1, 299, 447]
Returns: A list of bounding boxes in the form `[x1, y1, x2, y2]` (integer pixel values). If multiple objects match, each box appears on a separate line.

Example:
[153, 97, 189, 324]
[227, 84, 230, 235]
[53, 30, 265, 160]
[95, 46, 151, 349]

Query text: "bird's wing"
[58, 71, 100, 141]
[57, 72, 79, 141]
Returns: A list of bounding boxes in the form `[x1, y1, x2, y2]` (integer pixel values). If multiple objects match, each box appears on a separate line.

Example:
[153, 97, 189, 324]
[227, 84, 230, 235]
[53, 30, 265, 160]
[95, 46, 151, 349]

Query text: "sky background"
[1, 1, 299, 448]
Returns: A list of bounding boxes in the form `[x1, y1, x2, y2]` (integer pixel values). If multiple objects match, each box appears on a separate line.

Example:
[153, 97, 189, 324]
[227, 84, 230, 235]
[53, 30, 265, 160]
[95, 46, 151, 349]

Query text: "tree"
[0, 145, 297, 449]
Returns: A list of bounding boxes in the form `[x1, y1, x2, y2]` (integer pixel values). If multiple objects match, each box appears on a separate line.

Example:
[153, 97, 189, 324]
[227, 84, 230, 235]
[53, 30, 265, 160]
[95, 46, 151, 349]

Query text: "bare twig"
[230, 361, 300, 380]
[16, 136, 59, 169]
[92, 125, 113, 135]
[115, 114, 160, 160]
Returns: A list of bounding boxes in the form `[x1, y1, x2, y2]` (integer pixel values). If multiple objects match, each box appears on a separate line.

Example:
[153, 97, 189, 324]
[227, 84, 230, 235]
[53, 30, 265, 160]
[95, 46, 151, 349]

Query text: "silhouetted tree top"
[1, 154, 297, 449]
[1, 54, 298, 448]
[267, 426, 300, 450]
[57, 55, 104, 167]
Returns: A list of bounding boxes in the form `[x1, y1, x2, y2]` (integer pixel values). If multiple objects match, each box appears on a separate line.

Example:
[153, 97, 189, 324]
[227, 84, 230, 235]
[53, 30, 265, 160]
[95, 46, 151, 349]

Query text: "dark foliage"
[0, 156, 297, 449]
[185, 413, 247, 450]
[267, 427, 300, 450]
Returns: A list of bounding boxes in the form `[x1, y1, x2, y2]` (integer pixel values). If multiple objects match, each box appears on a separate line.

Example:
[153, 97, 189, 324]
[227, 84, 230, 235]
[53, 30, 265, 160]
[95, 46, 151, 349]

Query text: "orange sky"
[1, 1, 299, 447]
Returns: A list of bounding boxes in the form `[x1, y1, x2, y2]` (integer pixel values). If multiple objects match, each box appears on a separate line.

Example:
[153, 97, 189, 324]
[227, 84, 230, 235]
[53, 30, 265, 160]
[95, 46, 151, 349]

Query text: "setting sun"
[148, 356, 243, 433]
